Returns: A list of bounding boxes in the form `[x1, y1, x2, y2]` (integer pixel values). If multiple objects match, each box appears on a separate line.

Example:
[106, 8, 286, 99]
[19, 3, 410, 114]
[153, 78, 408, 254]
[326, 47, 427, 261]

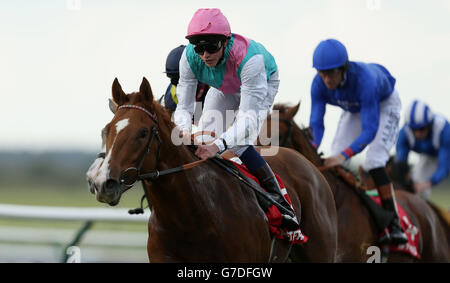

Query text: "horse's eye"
[139, 128, 149, 139]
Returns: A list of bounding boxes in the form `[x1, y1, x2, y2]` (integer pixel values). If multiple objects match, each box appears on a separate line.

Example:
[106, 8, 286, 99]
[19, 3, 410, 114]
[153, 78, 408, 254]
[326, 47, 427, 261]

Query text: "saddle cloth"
[333, 165, 421, 259]
[229, 159, 308, 245]
[367, 190, 421, 259]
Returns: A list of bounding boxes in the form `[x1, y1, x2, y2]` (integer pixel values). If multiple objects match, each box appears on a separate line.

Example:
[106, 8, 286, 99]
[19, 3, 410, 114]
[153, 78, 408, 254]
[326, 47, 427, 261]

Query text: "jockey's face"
[318, 68, 344, 90]
[412, 125, 431, 140]
[198, 40, 227, 67]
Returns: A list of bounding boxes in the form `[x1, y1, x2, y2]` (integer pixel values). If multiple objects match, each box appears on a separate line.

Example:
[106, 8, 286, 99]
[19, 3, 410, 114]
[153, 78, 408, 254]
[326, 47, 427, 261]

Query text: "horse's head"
[259, 102, 299, 148]
[91, 77, 163, 206]
[271, 102, 300, 147]
[262, 102, 322, 166]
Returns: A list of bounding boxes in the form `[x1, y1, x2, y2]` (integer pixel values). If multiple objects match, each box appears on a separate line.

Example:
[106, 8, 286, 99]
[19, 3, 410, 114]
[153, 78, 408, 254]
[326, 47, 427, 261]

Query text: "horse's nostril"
[104, 179, 119, 193]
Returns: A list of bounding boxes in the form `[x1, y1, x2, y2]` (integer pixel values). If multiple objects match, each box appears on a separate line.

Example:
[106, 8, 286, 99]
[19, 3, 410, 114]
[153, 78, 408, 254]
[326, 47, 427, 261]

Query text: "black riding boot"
[378, 184, 408, 245]
[369, 168, 408, 245]
[252, 162, 300, 231]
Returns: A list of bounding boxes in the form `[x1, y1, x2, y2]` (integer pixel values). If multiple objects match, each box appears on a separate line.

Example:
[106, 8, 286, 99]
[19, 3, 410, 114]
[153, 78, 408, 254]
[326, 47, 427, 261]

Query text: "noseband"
[117, 105, 162, 187]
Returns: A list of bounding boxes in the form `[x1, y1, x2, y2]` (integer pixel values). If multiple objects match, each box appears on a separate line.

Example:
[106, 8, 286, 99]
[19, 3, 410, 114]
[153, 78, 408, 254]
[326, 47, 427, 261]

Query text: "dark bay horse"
[263, 102, 450, 262]
[359, 157, 450, 254]
[88, 78, 338, 262]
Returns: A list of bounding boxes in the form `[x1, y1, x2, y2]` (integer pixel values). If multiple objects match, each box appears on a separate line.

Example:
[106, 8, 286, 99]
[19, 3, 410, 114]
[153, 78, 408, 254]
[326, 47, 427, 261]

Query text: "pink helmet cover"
[186, 8, 232, 38]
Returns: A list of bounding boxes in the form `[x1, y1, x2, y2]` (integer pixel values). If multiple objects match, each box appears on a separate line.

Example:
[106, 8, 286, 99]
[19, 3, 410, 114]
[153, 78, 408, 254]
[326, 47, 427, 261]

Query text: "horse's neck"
[291, 128, 322, 166]
[160, 135, 197, 170]
[156, 119, 198, 168]
[290, 127, 361, 205]
[143, 123, 213, 224]
[323, 171, 359, 207]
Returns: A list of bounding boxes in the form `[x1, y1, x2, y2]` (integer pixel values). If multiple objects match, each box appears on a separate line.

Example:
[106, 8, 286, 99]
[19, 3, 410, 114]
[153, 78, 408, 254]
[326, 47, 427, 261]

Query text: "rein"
[136, 132, 218, 180]
[317, 165, 335, 172]
[317, 164, 368, 191]
[116, 105, 210, 187]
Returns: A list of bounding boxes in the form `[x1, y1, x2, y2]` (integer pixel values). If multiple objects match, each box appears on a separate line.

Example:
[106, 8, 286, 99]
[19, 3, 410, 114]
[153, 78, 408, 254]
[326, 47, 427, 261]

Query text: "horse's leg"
[269, 239, 292, 262]
[427, 201, 450, 258]
[335, 197, 378, 262]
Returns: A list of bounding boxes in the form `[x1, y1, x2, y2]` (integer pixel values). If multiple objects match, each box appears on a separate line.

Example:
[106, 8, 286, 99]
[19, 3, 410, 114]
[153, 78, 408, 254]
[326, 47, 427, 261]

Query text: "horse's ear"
[109, 98, 118, 114]
[112, 78, 128, 105]
[287, 101, 301, 119]
[139, 77, 154, 101]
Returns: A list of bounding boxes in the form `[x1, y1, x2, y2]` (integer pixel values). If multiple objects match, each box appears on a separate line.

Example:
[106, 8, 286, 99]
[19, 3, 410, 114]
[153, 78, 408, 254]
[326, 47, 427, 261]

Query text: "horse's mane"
[273, 103, 291, 113]
[272, 103, 322, 165]
[128, 91, 176, 134]
[152, 97, 176, 131]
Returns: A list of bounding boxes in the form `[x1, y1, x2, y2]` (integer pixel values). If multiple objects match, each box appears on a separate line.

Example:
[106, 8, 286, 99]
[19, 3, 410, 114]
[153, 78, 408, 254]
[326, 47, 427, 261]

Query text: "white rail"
[0, 203, 150, 222]
[0, 203, 150, 262]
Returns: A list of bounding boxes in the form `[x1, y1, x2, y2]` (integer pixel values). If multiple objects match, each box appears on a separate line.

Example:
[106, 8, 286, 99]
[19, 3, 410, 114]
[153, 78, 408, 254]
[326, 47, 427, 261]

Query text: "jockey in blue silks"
[309, 38, 408, 245]
[396, 100, 450, 199]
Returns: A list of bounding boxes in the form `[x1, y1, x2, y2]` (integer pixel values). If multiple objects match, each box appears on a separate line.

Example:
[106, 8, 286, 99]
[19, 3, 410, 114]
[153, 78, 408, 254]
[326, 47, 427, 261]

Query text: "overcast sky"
[1, 0, 449, 159]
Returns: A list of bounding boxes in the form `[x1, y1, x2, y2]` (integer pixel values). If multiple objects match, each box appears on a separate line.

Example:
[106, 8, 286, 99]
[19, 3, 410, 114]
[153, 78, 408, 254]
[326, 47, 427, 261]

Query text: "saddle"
[329, 165, 421, 258]
[211, 155, 307, 245]
[334, 166, 368, 191]
[328, 165, 393, 232]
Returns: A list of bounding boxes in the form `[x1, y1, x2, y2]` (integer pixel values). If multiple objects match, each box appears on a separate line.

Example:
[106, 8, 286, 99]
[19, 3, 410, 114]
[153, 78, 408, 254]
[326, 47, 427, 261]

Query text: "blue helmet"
[405, 100, 434, 129]
[313, 39, 348, 70]
[165, 45, 186, 74]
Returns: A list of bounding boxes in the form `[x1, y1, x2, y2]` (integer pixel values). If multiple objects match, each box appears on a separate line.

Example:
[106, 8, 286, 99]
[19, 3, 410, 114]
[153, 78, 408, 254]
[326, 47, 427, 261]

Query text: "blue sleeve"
[342, 81, 379, 158]
[430, 125, 450, 185]
[309, 76, 326, 148]
[396, 126, 410, 162]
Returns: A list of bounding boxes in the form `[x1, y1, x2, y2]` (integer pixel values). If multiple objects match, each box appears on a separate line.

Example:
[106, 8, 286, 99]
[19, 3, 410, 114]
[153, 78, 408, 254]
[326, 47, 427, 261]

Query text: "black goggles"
[193, 40, 223, 55]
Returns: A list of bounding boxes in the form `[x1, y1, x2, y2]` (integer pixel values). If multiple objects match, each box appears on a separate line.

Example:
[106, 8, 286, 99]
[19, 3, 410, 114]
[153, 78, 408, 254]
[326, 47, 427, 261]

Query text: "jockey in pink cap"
[186, 8, 232, 38]
[174, 8, 300, 231]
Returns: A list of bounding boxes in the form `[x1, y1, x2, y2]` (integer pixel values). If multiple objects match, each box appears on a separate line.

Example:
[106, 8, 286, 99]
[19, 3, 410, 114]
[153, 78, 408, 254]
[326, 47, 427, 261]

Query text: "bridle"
[271, 116, 333, 171]
[269, 117, 294, 147]
[278, 118, 295, 147]
[117, 104, 162, 187]
[115, 104, 208, 188]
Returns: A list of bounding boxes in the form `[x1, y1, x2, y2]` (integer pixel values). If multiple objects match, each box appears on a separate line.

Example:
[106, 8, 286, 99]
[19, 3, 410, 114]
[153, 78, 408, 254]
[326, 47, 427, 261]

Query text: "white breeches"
[196, 71, 280, 156]
[331, 89, 402, 171]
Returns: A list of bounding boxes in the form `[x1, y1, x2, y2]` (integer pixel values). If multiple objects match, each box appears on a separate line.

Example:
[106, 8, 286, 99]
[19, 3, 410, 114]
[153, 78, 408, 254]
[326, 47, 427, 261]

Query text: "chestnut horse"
[88, 78, 338, 262]
[262, 102, 450, 262]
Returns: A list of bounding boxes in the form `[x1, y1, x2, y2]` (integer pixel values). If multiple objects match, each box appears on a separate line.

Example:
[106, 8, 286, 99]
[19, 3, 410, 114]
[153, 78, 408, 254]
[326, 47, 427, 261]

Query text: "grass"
[428, 184, 450, 209]
[0, 184, 148, 263]
[0, 184, 145, 207]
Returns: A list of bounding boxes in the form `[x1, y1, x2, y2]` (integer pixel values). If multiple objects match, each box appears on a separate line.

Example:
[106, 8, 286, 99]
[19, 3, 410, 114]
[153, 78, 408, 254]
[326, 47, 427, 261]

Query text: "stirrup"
[389, 228, 408, 245]
[377, 228, 391, 245]
[378, 225, 408, 245]
[281, 214, 300, 231]
[389, 217, 408, 245]
[269, 193, 295, 218]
